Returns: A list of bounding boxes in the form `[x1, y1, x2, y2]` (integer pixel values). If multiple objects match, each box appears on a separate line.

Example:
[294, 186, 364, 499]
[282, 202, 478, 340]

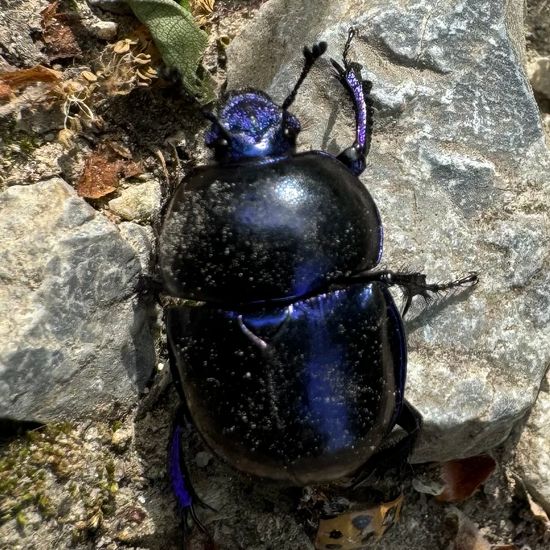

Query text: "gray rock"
[528, 56, 550, 99]
[90, 20, 118, 41]
[119, 222, 156, 274]
[227, 0, 550, 462]
[0, 178, 156, 422]
[516, 370, 550, 515]
[0, 1, 46, 67]
[108, 180, 162, 223]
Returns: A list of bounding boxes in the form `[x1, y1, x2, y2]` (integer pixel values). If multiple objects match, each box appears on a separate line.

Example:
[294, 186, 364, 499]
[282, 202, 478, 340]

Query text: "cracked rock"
[227, 0, 550, 463]
[0, 178, 156, 422]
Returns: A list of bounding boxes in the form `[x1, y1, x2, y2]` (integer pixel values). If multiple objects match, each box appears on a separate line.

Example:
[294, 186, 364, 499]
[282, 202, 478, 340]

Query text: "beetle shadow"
[403, 284, 478, 334]
[128, 372, 187, 549]
[320, 103, 341, 155]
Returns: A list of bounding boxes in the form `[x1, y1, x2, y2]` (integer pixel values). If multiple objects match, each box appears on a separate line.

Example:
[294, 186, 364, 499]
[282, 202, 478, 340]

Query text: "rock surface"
[227, 0, 550, 463]
[517, 369, 550, 515]
[1, 1, 549, 548]
[108, 179, 162, 223]
[0, 178, 156, 422]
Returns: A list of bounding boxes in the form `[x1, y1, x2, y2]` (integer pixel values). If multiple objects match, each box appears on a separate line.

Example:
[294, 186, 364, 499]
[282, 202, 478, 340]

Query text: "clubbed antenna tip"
[282, 41, 328, 111]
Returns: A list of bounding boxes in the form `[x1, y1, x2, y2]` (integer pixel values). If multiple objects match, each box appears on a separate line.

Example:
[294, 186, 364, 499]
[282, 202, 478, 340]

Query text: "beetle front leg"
[331, 28, 374, 177]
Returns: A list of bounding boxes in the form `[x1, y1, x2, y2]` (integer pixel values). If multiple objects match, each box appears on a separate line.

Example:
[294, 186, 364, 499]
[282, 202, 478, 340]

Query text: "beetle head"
[204, 90, 301, 163]
[204, 41, 327, 164]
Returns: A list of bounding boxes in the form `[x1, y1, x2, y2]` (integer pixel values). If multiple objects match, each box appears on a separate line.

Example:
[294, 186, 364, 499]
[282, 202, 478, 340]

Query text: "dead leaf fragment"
[41, 1, 82, 61]
[436, 455, 496, 503]
[0, 81, 14, 101]
[76, 143, 143, 198]
[0, 66, 62, 90]
[76, 151, 121, 199]
[315, 495, 404, 549]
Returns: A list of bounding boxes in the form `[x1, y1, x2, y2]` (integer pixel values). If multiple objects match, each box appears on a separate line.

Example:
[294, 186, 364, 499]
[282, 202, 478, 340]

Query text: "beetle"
[159, 29, 477, 533]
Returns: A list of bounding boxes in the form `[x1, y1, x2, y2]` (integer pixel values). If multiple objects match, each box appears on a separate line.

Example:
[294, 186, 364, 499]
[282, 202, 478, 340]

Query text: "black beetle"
[159, 30, 477, 531]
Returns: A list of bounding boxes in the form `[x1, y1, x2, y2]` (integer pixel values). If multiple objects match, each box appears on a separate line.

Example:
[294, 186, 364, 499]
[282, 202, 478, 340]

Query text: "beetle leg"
[351, 401, 422, 489]
[331, 28, 374, 177]
[380, 271, 479, 317]
[282, 41, 328, 111]
[340, 270, 479, 318]
[169, 415, 217, 540]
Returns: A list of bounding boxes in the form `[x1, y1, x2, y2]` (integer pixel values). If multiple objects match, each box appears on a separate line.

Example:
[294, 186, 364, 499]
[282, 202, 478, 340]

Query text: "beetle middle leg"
[331, 28, 374, 177]
[342, 270, 478, 317]
[380, 270, 479, 317]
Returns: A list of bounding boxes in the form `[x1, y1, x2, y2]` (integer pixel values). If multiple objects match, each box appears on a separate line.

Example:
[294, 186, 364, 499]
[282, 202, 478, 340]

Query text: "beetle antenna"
[282, 41, 328, 111]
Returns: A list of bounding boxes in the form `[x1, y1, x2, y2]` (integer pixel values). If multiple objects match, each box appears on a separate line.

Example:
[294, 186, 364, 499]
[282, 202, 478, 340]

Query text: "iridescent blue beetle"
[159, 30, 477, 532]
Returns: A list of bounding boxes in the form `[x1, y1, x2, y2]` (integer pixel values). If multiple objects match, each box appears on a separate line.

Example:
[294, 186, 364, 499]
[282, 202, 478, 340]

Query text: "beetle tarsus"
[389, 270, 479, 317]
[340, 270, 478, 317]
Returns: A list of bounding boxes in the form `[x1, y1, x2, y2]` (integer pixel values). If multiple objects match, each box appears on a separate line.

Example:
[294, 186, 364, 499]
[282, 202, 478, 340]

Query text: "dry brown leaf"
[0, 66, 62, 90]
[76, 151, 121, 199]
[436, 455, 496, 503]
[76, 143, 143, 198]
[0, 81, 14, 101]
[41, 1, 81, 61]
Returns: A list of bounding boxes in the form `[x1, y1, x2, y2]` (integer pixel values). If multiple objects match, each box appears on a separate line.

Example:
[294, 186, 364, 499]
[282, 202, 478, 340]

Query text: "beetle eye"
[218, 138, 229, 147]
[283, 125, 299, 138]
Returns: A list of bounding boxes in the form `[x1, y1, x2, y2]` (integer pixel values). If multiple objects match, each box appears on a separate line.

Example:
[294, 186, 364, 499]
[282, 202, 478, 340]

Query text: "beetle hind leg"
[351, 400, 422, 489]
[169, 409, 216, 539]
[331, 28, 374, 176]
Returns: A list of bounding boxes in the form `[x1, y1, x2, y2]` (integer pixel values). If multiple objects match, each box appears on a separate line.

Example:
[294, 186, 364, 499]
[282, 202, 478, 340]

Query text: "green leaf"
[127, 0, 216, 104]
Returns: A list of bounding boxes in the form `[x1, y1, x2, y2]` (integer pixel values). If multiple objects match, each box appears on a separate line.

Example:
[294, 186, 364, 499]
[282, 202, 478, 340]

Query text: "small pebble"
[195, 451, 213, 468]
[527, 57, 550, 99]
[90, 21, 118, 41]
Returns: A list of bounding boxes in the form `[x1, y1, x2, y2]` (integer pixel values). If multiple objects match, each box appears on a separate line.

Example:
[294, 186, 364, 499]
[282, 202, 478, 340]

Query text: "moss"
[111, 419, 123, 432]
[0, 420, 119, 531]
[0, 119, 40, 164]
[15, 511, 27, 528]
